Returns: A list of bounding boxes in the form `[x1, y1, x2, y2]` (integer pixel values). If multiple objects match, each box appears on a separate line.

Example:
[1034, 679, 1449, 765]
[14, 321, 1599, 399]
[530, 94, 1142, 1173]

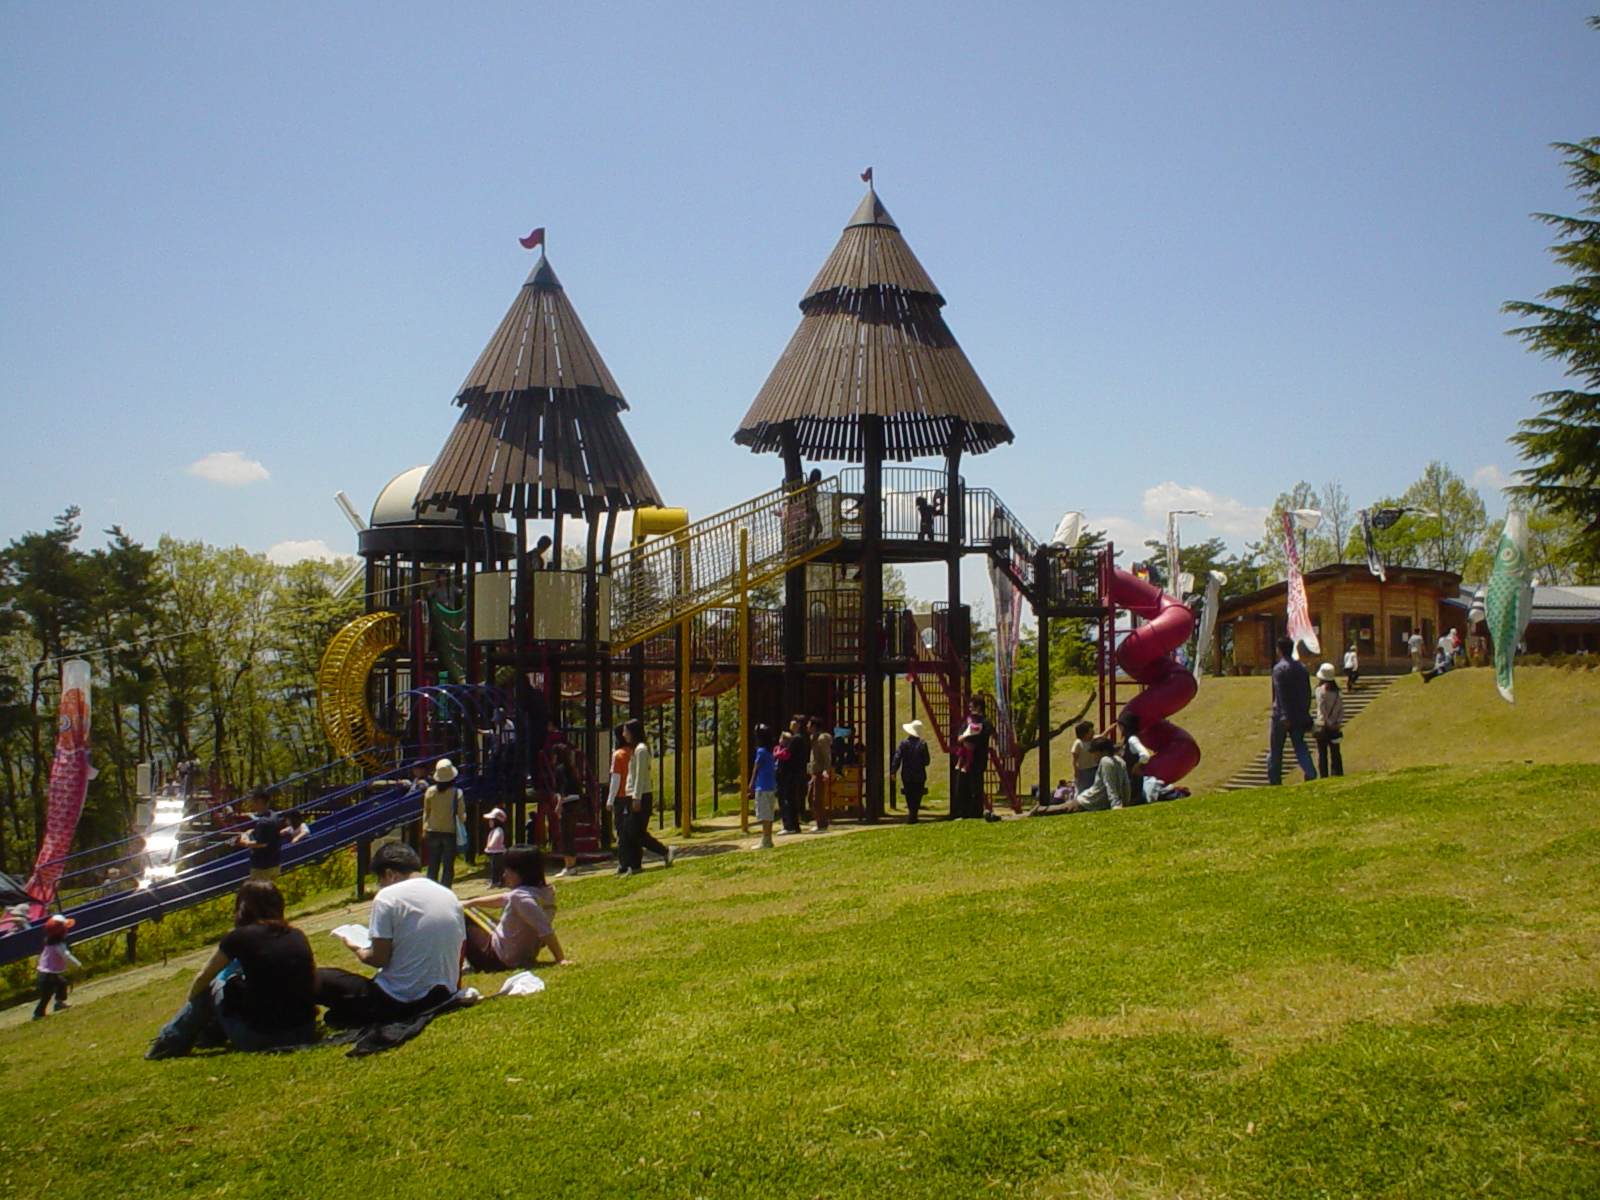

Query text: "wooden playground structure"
[316, 181, 1172, 854]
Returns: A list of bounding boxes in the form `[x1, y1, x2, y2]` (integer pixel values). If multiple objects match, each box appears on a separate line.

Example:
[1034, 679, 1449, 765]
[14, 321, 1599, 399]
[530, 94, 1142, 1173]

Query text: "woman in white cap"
[889, 718, 932, 823]
[1314, 664, 1345, 778]
[422, 759, 465, 888]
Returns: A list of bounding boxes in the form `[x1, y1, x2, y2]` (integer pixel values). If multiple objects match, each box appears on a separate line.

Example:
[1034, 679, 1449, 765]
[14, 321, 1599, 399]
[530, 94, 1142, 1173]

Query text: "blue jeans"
[425, 830, 457, 887]
[148, 968, 316, 1058]
[1268, 719, 1317, 785]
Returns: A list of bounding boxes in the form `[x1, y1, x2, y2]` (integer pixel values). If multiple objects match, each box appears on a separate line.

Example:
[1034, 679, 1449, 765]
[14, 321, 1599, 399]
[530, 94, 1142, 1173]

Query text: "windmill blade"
[335, 561, 365, 597]
[335, 491, 368, 533]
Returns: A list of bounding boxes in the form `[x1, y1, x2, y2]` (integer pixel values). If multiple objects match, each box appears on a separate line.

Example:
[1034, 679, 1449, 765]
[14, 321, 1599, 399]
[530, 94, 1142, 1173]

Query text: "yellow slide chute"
[317, 611, 400, 773]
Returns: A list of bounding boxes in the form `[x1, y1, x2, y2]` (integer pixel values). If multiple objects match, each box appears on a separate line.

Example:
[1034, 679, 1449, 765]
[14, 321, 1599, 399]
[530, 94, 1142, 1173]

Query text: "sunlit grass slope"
[1, 762, 1596, 1199]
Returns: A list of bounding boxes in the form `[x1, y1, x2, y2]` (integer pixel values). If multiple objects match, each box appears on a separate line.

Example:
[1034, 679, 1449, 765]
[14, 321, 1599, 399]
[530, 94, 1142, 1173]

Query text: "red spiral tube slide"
[1111, 569, 1201, 784]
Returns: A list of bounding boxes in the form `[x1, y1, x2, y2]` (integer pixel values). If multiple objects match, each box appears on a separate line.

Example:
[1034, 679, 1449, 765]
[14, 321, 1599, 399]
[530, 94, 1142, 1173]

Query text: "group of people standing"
[746, 714, 837, 843]
[607, 718, 674, 875]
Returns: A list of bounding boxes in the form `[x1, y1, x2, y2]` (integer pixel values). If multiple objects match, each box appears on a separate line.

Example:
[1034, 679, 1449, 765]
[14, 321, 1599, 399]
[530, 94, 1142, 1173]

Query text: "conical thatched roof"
[419, 255, 661, 519]
[733, 187, 1014, 462]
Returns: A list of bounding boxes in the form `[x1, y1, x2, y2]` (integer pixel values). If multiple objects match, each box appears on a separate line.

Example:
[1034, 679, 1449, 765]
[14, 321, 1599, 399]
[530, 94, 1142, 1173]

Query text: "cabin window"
[1344, 614, 1374, 651]
[1390, 616, 1412, 656]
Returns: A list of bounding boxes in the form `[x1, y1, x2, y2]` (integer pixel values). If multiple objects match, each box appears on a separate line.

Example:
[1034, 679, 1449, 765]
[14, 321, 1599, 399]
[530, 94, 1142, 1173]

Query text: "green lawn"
[1340, 664, 1600, 776]
[1, 762, 1596, 1199]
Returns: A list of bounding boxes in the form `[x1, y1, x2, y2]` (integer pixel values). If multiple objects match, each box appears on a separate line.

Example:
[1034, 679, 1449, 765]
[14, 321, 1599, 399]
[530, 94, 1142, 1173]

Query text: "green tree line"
[1245, 464, 1595, 587]
[0, 510, 359, 874]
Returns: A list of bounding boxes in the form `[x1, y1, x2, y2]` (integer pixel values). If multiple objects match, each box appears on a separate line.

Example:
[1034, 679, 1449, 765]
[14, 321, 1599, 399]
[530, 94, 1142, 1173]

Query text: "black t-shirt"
[216, 922, 316, 1031]
[248, 813, 283, 868]
[780, 732, 809, 779]
[893, 736, 930, 785]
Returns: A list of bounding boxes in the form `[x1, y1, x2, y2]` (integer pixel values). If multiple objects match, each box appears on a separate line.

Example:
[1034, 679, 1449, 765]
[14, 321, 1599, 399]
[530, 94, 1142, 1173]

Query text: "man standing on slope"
[1267, 637, 1318, 786]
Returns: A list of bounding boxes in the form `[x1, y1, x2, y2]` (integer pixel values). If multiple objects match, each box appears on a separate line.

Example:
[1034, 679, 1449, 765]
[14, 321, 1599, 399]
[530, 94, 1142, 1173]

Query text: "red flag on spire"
[860, 167, 873, 184]
[519, 227, 545, 250]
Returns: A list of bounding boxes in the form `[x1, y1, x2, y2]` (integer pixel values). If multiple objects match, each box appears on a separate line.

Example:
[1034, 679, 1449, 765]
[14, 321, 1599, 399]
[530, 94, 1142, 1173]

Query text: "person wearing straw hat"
[890, 718, 932, 823]
[422, 759, 466, 888]
[1314, 663, 1345, 778]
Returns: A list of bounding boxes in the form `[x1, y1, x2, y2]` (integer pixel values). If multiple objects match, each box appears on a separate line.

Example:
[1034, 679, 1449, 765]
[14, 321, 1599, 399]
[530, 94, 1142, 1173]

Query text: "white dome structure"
[358, 465, 510, 560]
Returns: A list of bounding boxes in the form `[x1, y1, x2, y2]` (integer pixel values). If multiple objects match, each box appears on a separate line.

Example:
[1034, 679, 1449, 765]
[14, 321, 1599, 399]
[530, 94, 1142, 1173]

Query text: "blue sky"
[2, 2, 1595, 583]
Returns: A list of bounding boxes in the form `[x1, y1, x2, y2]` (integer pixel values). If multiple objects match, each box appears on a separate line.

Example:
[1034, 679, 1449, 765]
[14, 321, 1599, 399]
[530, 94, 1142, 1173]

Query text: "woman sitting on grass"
[462, 845, 570, 971]
[146, 880, 319, 1059]
[1074, 738, 1133, 810]
[1030, 737, 1130, 814]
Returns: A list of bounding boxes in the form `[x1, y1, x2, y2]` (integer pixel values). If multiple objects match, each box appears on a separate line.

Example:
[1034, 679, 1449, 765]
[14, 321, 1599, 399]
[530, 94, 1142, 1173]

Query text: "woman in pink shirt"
[462, 846, 570, 971]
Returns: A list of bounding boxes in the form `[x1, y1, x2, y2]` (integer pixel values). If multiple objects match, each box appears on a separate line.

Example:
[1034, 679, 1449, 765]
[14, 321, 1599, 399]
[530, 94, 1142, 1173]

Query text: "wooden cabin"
[1448, 584, 1600, 657]
[1219, 564, 1463, 673]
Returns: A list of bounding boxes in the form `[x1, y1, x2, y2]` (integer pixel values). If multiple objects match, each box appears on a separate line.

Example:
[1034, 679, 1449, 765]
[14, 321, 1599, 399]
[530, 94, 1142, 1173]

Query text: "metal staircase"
[608, 477, 843, 651]
[905, 607, 1019, 808]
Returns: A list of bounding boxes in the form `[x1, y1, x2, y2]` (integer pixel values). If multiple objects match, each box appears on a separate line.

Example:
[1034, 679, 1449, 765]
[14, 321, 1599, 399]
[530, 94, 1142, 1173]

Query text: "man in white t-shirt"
[317, 841, 465, 1027]
[1407, 630, 1426, 672]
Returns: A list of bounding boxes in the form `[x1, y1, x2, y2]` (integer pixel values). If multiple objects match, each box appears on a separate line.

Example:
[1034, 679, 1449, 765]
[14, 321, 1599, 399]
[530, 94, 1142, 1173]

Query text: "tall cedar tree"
[1504, 129, 1600, 566]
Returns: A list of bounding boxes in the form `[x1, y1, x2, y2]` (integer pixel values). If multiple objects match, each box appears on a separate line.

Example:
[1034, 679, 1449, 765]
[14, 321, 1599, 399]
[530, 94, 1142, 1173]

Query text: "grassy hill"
[1, 761, 1596, 1199]
[1090, 664, 1600, 795]
[1336, 664, 1600, 775]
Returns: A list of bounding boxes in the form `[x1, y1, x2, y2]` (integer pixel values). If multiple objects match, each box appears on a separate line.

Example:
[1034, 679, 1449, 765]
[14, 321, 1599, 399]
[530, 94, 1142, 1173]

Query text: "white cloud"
[266, 539, 344, 565]
[1092, 515, 1162, 559]
[1141, 482, 1270, 540]
[1471, 464, 1515, 491]
[186, 450, 270, 486]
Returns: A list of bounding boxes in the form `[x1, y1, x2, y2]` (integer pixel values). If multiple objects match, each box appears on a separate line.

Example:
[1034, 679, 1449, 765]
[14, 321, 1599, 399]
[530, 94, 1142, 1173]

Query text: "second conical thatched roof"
[733, 187, 1014, 462]
[419, 255, 661, 520]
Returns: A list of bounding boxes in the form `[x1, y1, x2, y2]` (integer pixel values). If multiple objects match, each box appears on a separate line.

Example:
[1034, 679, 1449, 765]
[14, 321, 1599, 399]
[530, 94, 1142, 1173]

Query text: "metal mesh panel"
[608, 478, 842, 649]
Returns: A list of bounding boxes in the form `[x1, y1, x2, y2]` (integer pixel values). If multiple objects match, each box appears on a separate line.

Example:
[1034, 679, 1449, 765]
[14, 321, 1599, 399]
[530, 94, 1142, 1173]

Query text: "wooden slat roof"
[734, 187, 1014, 462]
[418, 256, 661, 519]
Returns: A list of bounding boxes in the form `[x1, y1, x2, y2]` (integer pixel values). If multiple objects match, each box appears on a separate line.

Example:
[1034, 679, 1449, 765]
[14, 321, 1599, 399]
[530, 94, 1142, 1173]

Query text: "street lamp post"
[1165, 510, 1212, 599]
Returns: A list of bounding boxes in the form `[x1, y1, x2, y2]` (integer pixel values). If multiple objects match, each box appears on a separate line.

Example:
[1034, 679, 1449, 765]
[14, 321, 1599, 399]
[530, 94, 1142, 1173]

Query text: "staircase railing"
[608, 478, 842, 651]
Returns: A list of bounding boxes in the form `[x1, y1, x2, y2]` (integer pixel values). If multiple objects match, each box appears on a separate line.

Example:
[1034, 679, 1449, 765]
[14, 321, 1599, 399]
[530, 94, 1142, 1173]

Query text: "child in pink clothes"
[34, 915, 81, 1020]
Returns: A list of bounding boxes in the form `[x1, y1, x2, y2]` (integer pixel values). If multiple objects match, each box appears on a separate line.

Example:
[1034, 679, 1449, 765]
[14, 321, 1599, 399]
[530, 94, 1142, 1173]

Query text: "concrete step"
[1215, 673, 1402, 792]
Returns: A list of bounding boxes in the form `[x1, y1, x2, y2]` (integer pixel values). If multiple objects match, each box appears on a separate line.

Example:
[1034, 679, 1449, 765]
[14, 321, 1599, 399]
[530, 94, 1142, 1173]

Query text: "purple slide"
[1111, 569, 1201, 784]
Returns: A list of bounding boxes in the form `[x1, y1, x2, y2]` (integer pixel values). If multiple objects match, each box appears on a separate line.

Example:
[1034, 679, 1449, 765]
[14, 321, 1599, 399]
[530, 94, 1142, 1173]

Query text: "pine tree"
[1504, 128, 1600, 567]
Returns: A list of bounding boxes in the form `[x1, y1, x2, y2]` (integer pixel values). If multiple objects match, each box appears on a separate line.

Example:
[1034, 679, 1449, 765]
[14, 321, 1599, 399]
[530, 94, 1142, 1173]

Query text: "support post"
[584, 512, 602, 806]
[779, 422, 806, 717]
[514, 510, 529, 721]
[944, 419, 966, 801]
[677, 618, 693, 839]
[1037, 610, 1051, 803]
[738, 529, 751, 835]
[600, 508, 618, 849]
[861, 414, 886, 822]
[463, 509, 479, 686]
